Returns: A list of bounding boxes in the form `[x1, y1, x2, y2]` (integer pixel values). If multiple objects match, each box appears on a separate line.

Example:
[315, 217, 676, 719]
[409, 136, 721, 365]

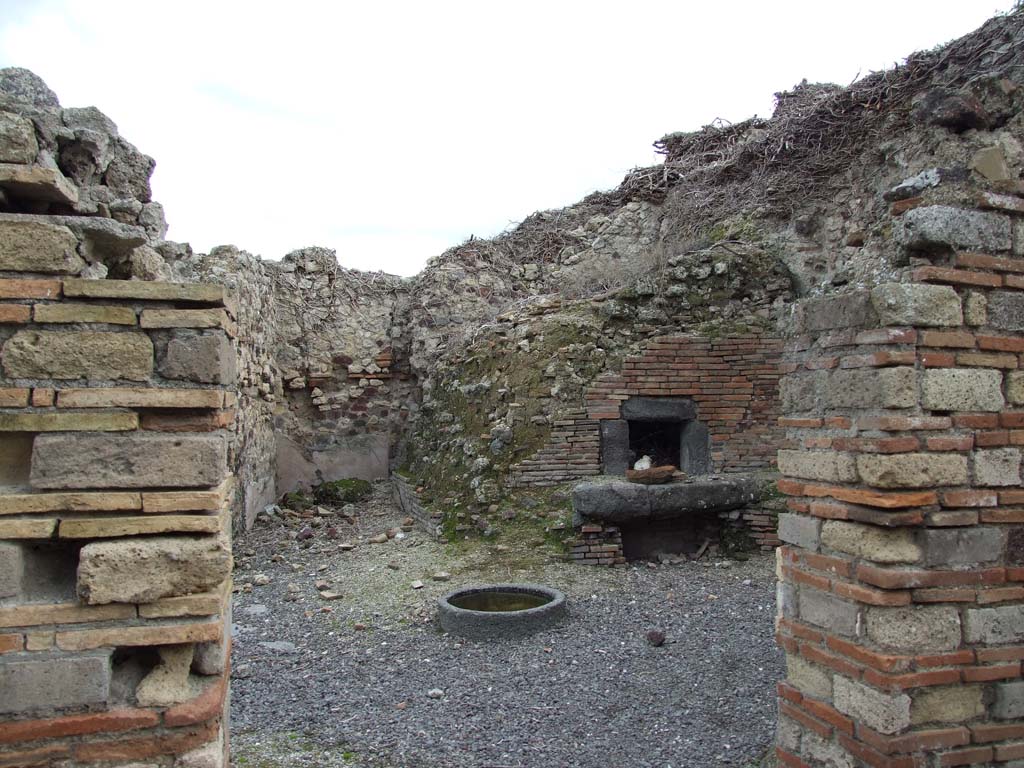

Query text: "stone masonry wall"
[511, 333, 786, 485]
[775, 199, 1024, 767]
[0, 269, 235, 767]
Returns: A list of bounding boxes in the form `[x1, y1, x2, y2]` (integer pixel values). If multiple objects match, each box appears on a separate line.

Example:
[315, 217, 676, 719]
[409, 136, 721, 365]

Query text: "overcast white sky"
[0, 1, 1014, 275]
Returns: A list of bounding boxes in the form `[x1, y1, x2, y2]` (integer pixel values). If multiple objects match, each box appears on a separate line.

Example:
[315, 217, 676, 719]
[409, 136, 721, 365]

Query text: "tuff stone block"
[57, 387, 224, 409]
[63, 278, 224, 303]
[975, 448, 1023, 487]
[0, 652, 111, 714]
[994, 681, 1024, 720]
[799, 589, 859, 636]
[778, 513, 821, 551]
[33, 303, 137, 325]
[857, 453, 968, 489]
[965, 605, 1024, 644]
[1008, 371, 1024, 405]
[0, 111, 39, 163]
[77, 535, 231, 604]
[920, 527, 1004, 566]
[780, 370, 827, 413]
[1, 330, 153, 381]
[833, 675, 911, 735]
[0, 220, 83, 274]
[0, 411, 137, 432]
[159, 332, 236, 385]
[922, 368, 1004, 412]
[821, 521, 921, 564]
[0, 542, 22, 599]
[871, 283, 963, 327]
[898, 205, 1012, 252]
[797, 292, 874, 332]
[777, 450, 858, 483]
[865, 605, 961, 652]
[135, 645, 198, 706]
[989, 291, 1024, 332]
[777, 581, 798, 620]
[30, 433, 227, 490]
[825, 367, 918, 410]
[911, 686, 985, 726]
[786, 653, 833, 700]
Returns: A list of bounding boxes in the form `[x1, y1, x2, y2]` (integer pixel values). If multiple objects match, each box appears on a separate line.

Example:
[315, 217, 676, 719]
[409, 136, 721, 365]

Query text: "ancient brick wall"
[775, 201, 1024, 766]
[0, 231, 234, 766]
[512, 333, 786, 486]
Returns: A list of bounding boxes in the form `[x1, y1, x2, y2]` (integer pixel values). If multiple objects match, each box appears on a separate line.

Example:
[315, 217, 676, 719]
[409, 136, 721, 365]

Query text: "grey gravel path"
[230, 484, 783, 768]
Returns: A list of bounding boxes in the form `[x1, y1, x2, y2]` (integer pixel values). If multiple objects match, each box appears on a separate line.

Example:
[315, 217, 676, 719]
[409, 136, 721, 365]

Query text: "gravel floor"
[230, 483, 783, 768]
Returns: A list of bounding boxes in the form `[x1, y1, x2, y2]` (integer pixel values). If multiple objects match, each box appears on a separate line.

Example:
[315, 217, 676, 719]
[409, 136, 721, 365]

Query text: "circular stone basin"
[437, 583, 567, 640]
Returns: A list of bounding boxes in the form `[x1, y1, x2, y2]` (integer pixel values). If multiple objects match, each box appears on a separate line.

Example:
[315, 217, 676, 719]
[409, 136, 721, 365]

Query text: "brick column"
[0, 217, 235, 766]
[776, 203, 1024, 767]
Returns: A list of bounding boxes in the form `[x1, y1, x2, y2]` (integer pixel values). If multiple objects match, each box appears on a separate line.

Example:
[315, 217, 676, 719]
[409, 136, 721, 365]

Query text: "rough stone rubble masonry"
[0, 235, 234, 761]
[776, 197, 1024, 766]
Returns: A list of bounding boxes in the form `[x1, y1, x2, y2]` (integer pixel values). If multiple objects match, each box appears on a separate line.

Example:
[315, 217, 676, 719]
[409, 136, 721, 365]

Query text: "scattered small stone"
[297, 526, 315, 541]
[411, 580, 425, 590]
[318, 590, 343, 601]
[339, 542, 356, 550]
[232, 664, 252, 679]
[402, 517, 415, 527]
[253, 573, 270, 586]
[426, 688, 444, 699]
[646, 630, 666, 647]
[353, 622, 367, 631]
[315, 579, 331, 590]
[369, 534, 389, 544]
[432, 572, 451, 582]
[259, 640, 298, 654]
[325, 526, 340, 539]
[386, 527, 401, 539]
[386, 562, 400, 571]
[396, 701, 408, 710]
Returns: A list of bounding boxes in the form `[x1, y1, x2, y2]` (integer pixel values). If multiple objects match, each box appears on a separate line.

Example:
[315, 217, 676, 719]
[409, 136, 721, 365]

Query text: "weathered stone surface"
[57, 387, 224, 409]
[31, 433, 226, 490]
[911, 686, 985, 726]
[778, 513, 822, 551]
[0, 542, 22, 599]
[964, 291, 987, 326]
[0, 652, 111, 714]
[780, 370, 827, 413]
[63, 278, 223, 303]
[0, 602, 134, 629]
[866, 605, 961, 652]
[994, 681, 1024, 720]
[921, 527, 1004, 566]
[0, 111, 38, 163]
[797, 292, 874, 332]
[975, 448, 1022, 487]
[821, 521, 921, 564]
[833, 675, 911, 735]
[988, 291, 1024, 332]
[921, 368, 1004, 412]
[139, 592, 222, 619]
[56, 621, 221, 651]
[802, 732, 854, 768]
[965, 605, 1024, 644]
[77, 536, 231, 605]
[857, 453, 967, 489]
[0, 220, 83, 274]
[800, 589, 859, 636]
[1009, 371, 1024, 405]
[0, 491, 140, 514]
[572, 476, 760, 522]
[159, 333, 236, 385]
[2, 330, 153, 381]
[34, 303, 136, 325]
[786, 653, 832, 699]
[0, 162, 78, 203]
[0, 411, 137, 432]
[140, 308, 229, 329]
[871, 283, 963, 327]
[58, 515, 220, 539]
[898, 205, 1012, 252]
[135, 645, 199, 706]
[777, 450, 857, 483]
[0, 518, 57, 538]
[826, 367, 918, 410]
